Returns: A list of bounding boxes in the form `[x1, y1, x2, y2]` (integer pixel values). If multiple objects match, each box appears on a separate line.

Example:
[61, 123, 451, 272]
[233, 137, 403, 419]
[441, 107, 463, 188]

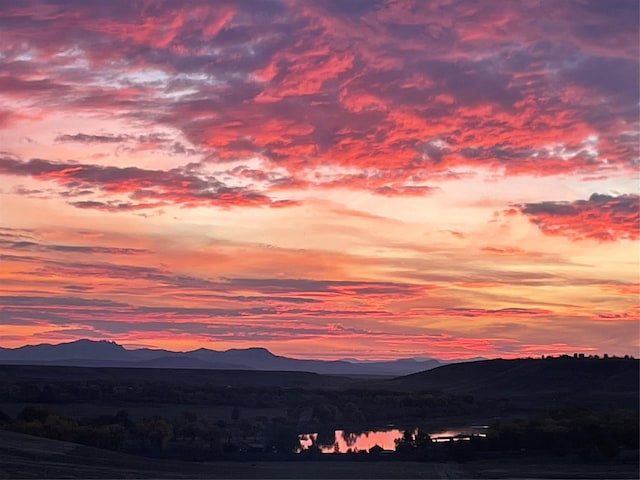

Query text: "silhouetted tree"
[265, 423, 300, 454]
[138, 417, 173, 450]
[395, 428, 415, 454]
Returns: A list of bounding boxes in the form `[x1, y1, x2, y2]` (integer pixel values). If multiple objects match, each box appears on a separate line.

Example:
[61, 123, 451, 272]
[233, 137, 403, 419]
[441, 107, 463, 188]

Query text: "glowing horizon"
[1, 1, 638, 360]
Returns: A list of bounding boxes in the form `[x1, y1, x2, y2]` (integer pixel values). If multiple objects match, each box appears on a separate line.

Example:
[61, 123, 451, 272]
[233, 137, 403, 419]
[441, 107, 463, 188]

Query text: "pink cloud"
[513, 193, 639, 242]
[0, 0, 635, 198]
[0, 157, 291, 210]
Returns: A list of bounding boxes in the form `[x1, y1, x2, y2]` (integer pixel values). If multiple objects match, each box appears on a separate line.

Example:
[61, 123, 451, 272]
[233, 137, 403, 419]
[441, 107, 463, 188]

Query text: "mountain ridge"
[0, 339, 450, 376]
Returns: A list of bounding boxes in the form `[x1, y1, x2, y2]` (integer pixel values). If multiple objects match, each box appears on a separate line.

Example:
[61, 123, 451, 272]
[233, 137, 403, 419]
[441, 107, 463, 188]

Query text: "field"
[471, 456, 639, 479]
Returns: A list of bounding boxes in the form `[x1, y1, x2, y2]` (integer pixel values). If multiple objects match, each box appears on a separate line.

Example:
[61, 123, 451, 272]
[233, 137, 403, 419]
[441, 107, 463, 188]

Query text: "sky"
[0, 0, 638, 360]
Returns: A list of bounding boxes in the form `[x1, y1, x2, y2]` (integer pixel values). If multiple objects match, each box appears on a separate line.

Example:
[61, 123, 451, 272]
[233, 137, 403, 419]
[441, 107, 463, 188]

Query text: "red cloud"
[0, 0, 636, 197]
[595, 311, 638, 322]
[0, 157, 292, 210]
[514, 193, 639, 242]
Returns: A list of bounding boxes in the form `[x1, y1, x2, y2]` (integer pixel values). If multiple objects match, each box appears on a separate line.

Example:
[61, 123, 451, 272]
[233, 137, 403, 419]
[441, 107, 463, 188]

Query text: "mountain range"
[0, 339, 462, 376]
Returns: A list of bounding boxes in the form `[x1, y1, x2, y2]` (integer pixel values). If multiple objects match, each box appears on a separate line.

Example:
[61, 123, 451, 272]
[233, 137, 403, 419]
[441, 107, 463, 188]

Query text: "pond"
[298, 425, 488, 453]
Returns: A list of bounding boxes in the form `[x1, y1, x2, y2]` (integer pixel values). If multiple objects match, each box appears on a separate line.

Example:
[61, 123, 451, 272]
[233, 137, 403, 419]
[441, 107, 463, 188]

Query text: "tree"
[414, 428, 432, 448]
[114, 410, 133, 429]
[138, 417, 173, 450]
[266, 424, 300, 454]
[395, 428, 415, 454]
[202, 423, 222, 453]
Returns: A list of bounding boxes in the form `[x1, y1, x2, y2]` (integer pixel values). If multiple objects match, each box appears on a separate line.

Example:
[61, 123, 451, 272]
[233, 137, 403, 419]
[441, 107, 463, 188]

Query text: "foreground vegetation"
[0, 404, 636, 463]
[0, 357, 637, 477]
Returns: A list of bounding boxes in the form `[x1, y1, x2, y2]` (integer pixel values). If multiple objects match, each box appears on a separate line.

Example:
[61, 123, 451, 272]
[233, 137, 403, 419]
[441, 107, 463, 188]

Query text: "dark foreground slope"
[381, 357, 639, 407]
[0, 428, 210, 479]
[1, 429, 635, 480]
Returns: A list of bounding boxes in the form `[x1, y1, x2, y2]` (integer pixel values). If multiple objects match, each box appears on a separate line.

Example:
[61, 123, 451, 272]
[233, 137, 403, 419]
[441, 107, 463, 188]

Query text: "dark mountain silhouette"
[0, 339, 129, 362]
[0, 339, 444, 376]
[351, 358, 441, 371]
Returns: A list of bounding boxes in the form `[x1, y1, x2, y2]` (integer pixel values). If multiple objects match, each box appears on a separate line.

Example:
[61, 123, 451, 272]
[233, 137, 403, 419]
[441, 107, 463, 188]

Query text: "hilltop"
[377, 356, 639, 408]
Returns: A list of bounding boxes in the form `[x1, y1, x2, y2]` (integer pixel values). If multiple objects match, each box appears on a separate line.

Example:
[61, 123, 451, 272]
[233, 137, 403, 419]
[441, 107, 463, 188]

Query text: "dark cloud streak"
[0, 156, 292, 210]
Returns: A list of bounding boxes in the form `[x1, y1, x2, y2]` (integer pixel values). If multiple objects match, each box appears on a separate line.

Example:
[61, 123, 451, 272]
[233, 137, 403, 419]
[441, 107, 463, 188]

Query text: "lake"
[298, 426, 488, 453]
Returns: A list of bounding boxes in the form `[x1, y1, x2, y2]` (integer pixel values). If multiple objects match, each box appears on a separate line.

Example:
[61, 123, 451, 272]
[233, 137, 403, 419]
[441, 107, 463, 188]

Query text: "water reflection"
[299, 429, 403, 453]
[430, 426, 488, 443]
[298, 426, 487, 453]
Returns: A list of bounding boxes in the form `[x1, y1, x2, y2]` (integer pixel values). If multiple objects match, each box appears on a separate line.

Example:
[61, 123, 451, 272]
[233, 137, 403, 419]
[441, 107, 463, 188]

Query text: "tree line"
[0, 404, 636, 463]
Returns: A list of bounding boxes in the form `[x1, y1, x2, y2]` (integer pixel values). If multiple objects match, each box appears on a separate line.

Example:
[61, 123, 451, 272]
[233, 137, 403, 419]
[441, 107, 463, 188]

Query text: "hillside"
[0, 429, 211, 479]
[0, 364, 354, 389]
[381, 356, 639, 407]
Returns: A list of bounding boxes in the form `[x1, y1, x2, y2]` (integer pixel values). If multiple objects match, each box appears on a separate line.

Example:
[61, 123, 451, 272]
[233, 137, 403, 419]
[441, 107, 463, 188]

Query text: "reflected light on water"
[430, 429, 488, 443]
[299, 429, 403, 453]
[299, 426, 489, 453]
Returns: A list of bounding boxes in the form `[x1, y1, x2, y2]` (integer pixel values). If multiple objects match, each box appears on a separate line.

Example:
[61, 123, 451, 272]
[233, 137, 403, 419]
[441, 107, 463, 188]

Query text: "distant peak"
[225, 347, 275, 356]
[70, 339, 120, 345]
[55, 339, 125, 351]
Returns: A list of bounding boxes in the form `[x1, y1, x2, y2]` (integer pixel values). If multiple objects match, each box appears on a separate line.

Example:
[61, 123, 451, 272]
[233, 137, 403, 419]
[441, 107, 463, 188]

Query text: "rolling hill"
[379, 356, 639, 407]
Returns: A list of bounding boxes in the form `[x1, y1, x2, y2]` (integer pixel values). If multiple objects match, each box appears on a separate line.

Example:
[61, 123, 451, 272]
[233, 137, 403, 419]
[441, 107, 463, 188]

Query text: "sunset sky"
[1, 0, 638, 360]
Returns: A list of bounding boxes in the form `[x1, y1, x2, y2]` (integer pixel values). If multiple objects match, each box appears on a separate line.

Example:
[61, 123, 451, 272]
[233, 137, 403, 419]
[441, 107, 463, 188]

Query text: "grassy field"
[471, 456, 639, 479]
